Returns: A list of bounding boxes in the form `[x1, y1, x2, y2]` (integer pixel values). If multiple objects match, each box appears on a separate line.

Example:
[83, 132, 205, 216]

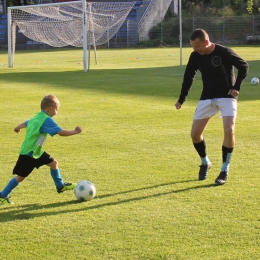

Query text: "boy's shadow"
[0, 180, 219, 222]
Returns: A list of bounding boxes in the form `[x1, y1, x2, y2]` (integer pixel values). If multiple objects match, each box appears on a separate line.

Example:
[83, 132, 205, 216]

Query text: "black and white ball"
[251, 77, 259, 85]
[74, 180, 96, 202]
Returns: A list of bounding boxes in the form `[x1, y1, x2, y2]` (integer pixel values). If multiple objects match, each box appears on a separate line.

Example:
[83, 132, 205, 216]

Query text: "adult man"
[175, 28, 249, 185]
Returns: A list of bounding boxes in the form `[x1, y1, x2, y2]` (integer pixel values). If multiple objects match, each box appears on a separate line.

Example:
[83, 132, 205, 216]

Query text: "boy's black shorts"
[13, 152, 54, 177]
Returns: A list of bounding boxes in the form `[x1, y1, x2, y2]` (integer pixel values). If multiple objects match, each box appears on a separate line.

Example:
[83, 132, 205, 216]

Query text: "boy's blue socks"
[1, 177, 19, 197]
[50, 168, 64, 189]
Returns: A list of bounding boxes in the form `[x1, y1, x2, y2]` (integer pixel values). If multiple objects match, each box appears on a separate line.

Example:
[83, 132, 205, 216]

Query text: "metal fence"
[142, 15, 260, 47]
[2, 14, 260, 50]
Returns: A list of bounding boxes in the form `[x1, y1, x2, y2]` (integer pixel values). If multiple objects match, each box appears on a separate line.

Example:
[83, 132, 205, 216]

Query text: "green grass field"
[0, 47, 259, 260]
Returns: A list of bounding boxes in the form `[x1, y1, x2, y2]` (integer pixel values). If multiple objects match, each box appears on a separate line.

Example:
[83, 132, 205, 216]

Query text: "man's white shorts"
[194, 98, 237, 119]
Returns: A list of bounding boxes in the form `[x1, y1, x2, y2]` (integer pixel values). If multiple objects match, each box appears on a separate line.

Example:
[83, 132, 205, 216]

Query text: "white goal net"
[8, 1, 135, 71]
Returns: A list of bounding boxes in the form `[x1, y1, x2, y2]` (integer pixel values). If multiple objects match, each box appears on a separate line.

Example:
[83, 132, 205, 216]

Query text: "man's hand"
[175, 102, 182, 110]
[228, 89, 239, 98]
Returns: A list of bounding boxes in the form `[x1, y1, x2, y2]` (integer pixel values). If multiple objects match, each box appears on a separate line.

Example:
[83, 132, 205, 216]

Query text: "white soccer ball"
[251, 77, 259, 85]
[74, 180, 96, 202]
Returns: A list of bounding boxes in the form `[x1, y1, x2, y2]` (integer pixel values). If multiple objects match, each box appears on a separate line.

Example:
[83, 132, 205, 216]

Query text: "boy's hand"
[75, 126, 82, 134]
[14, 127, 21, 133]
[14, 122, 27, 133]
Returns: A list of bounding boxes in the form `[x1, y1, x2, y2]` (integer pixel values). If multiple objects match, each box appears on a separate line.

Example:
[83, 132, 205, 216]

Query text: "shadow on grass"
[1, 63, 259, 102]
[0, 179, 221, 222]
[1, 67, 179, 100]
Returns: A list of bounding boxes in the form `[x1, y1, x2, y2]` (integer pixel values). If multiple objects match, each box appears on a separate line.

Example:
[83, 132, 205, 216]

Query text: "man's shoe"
[215, 171, 228, 185]
[0, 193, 12, 205]
[57, 182, 76, 193]
[198, 163, 212, 180]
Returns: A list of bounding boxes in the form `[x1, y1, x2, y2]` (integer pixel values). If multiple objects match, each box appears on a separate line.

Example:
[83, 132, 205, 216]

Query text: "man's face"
[190, 38, 209, 55]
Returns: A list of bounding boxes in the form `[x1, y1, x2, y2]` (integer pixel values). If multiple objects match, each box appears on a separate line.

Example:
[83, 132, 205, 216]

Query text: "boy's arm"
[14, 121, 27, 133]
[58, 126, 82, 136]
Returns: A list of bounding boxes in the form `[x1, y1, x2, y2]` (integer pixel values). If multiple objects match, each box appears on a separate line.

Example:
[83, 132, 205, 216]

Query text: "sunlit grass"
[0, 47, 259, 260]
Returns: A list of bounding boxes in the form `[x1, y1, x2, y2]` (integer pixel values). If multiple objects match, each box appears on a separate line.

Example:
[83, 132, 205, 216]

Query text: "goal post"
[8, 0, 89, 71]
[8, 0, 135, 72]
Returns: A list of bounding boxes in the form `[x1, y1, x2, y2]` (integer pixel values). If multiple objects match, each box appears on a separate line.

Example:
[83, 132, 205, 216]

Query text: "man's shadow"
[0, 179, 219, 222]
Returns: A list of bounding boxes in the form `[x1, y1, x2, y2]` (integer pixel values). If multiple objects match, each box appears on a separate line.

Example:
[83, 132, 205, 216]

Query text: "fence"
[143, 15, 260, 47]
[1, 13, 260, 50]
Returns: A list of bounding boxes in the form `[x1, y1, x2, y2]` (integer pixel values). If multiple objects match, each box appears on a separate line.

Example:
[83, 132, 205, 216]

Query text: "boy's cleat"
[215, 171, 228, 185]
[57, 182, 76, 193]
[0, 193, 12, 205]
[198, 163, 212, 180]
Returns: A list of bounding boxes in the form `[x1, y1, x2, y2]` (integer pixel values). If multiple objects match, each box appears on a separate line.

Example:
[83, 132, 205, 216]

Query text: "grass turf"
[0, 47, 259, 260]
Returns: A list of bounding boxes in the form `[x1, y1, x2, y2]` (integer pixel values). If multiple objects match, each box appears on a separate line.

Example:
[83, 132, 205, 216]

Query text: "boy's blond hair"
[41, 95, 60, 110]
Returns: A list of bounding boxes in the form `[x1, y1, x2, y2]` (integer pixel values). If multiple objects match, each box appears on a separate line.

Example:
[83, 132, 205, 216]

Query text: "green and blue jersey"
[20, 111, 62, 158]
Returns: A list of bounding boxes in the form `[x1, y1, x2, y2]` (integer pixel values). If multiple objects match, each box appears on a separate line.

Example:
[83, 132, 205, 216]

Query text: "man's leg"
[215, 116, 236, 185]
[191, 118, 212, 180]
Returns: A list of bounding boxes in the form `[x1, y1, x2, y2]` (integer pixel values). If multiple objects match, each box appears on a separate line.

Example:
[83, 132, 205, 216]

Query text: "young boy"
[0, 94, 82, 204]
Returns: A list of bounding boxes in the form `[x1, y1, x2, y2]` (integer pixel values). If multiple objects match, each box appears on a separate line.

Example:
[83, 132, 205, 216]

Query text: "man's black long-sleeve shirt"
[178, 44, 249, 104]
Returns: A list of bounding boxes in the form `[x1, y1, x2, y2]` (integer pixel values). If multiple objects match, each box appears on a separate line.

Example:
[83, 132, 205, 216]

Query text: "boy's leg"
[47, 160, 76, 193]
[37, 153, 74, 193]
[0, 176, 24, 204]
[1, 154, 33, 205]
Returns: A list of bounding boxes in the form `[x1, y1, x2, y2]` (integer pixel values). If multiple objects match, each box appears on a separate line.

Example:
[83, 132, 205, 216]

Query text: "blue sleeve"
[40, 117, 62, 137]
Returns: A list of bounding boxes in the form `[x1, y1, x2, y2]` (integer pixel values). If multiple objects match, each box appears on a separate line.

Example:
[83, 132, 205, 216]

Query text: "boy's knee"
[53, 159, 59, 168]
[16, 175, 25, 182]
[49, 159, 59, 169]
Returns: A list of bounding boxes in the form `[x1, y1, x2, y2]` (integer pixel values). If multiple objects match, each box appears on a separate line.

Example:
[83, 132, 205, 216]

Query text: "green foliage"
[137, 16, 194, 47]
[183, 0, 238, 16]
[247, 0, 254, 14]
[182, 0, 259, 15]
[137, 38, 163, 47]
[0, 47, 259, 260]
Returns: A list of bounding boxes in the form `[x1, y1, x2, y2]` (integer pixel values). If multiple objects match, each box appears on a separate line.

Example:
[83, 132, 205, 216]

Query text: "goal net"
[8, 1, 135, 71]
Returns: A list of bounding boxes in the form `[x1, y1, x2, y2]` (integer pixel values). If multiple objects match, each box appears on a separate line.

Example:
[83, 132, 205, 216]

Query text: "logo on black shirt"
[211, 56, 222, 67]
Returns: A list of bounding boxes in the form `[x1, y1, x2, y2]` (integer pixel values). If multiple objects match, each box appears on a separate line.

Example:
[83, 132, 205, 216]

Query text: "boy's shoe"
[57, 182, 76, 193]
[198, 163, 212, 180]
[215, 171, 228, 185]
[0, 193, 12, 205]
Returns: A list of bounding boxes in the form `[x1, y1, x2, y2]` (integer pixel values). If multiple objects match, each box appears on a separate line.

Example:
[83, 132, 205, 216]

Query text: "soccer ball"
[74, 180, 96, 202]
[251, 77, 259, 85]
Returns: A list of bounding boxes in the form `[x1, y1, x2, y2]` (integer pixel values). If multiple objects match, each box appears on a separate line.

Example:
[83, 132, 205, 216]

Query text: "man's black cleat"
[215, 171, 228, 185]
[198, 163, 212, 180]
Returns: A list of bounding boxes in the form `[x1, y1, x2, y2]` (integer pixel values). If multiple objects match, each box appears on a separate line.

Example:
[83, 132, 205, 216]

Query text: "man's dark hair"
[190, 28, 209, 41]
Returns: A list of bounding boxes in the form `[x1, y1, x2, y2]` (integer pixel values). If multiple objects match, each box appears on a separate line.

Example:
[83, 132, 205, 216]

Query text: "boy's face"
[46, 102, 60, 117]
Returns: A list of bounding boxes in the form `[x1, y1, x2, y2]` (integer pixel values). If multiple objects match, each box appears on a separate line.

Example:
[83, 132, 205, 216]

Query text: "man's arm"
[176, 54, 198, 107]
[229, 49, 249, 91]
